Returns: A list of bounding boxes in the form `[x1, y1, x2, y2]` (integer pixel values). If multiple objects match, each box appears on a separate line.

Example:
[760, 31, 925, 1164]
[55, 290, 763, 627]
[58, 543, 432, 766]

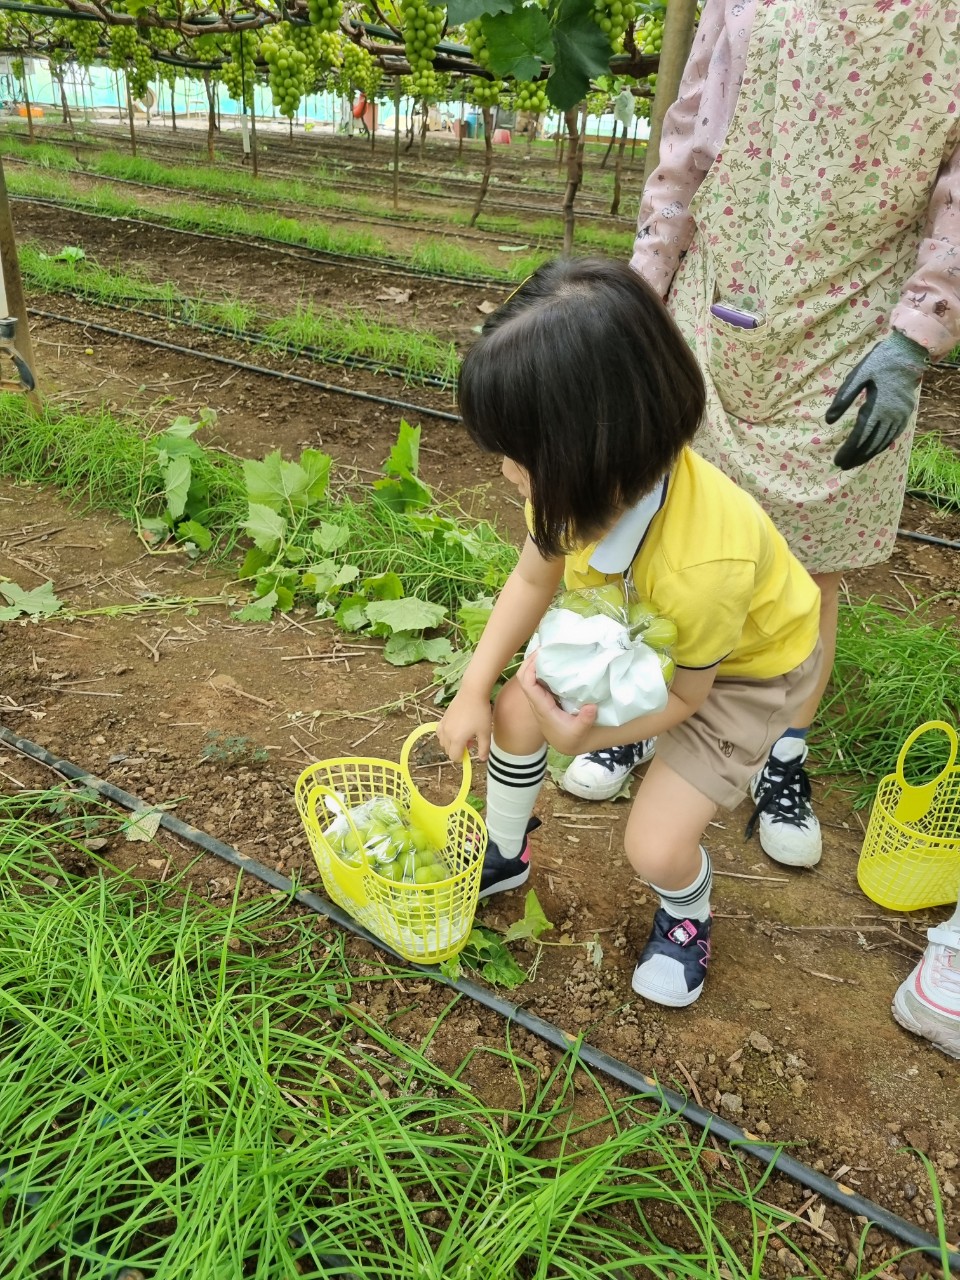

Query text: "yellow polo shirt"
[531, 448, 820, 680]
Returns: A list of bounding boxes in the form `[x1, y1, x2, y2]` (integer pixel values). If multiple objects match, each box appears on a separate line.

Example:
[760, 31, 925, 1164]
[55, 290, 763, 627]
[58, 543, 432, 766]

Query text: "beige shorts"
[655, 641, 824, 810]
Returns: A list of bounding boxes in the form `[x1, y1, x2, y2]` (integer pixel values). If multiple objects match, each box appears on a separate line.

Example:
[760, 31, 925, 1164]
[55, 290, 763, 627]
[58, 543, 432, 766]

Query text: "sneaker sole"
[757, 834, 822, 868]
[630, 973, 703, 1007]
[892, 987, 960, 1059]
[478, 866, 531, 900]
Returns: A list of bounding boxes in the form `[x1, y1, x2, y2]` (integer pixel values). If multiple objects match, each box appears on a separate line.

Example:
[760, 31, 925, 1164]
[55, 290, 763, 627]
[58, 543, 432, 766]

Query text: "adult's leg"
[626, 757, 717, 1006]
[793, 570, 842, 727]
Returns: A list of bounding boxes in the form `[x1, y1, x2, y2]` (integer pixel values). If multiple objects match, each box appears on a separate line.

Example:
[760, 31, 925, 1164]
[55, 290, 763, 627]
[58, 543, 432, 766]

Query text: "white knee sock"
[485, 738, 546, 858]
[649, 847, 712, 922]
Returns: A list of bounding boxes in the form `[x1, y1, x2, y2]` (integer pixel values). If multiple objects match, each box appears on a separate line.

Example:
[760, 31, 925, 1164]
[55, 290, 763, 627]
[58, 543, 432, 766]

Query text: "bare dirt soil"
[2, 130, 959, 1277]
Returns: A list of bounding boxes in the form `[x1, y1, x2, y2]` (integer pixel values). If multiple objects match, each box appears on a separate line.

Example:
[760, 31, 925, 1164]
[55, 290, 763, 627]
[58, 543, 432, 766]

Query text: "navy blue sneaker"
[479, 817, 541, 899]
[631, 909, 712, 1007]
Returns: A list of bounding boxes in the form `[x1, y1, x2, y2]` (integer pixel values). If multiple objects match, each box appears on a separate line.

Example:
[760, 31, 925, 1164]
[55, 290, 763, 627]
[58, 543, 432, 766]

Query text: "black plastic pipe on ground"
[0, 725, 955, 1272]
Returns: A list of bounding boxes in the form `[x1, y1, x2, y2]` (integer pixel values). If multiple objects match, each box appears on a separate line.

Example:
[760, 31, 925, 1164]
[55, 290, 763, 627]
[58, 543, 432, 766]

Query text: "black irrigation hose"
[11, 195, 516, 292]
[30, 288, 457, 392]
[0, 724, 955, 1273]
[897, 527, 960, 552]
[28, 308, 463, 423]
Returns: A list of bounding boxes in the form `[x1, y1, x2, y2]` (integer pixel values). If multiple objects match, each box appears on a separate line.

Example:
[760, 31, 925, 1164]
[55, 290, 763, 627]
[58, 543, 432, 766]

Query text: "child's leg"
[480, 676, 547, 897]
[624, 756, 718, 1007]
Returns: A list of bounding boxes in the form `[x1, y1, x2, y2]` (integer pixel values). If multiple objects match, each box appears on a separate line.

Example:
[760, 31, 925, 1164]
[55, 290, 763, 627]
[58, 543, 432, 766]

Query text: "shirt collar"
[588, 474, 669, 575]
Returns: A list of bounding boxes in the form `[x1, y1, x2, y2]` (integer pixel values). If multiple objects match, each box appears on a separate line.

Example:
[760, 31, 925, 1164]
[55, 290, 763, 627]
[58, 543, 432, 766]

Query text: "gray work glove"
[827, 331, 928, 470]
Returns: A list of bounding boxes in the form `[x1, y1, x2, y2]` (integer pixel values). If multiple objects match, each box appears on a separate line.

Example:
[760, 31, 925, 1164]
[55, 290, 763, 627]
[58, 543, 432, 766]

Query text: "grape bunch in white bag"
[526, 583, 677, 728]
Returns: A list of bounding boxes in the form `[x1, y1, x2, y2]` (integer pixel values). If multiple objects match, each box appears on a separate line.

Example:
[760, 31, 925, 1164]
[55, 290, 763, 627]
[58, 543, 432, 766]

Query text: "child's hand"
[517, 654, 598, 757]
[437, 691, 493, 763]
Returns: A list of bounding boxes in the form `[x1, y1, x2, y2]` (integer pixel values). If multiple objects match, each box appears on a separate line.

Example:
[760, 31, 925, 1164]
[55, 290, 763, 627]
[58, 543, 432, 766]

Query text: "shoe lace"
[744, 755, 813, 840]
[588, 741, 647, 773]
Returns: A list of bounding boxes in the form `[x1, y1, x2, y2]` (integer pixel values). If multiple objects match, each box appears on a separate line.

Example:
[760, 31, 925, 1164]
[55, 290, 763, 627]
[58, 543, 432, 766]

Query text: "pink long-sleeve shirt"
[632, 0, 960, 360]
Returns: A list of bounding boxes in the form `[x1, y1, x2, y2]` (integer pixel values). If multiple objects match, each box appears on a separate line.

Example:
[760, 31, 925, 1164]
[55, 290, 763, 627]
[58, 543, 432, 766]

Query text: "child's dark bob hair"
[458, 256, 706, 558]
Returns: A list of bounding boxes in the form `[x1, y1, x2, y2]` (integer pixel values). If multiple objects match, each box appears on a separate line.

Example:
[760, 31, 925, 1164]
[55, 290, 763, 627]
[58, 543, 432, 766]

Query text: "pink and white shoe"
[892, 922, 960, 1060]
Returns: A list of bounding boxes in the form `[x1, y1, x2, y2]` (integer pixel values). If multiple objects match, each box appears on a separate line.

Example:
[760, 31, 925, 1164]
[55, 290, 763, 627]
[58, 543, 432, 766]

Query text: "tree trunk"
[0, 156, 41, 409]
[204, 74, 216, 162]
[526, 114, 538, 160]
[418, 103, 427, 161]
[250, 94, 259, 178]
[21, 68, 34, 143]
[610, 123, 629, 215]
[125, 76, 137, 156]
[393, 81, 401, 211]
[468, 106, 494, 227]
[115, 72, 124, 121]
[457, 92, 465, 159]
[631, 117, 638, 161]
[601, 119, 619, 169]
[170, 82, 177, 133]
[561, 106, 585, 255]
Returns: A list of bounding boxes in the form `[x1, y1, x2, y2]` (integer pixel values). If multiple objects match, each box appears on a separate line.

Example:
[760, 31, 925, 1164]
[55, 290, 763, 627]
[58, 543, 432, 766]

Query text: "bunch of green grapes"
[308, 0, 342, 34]
[591, 0, 638, 51]
[222, 31, 257, 107]
[56, 18, 102, 66]
[463, 18, 490, 69]
[402, 68, 445, 103]
[337, 40, 382, 97]
[638, 10, 664, 53]
[400, 0, 444, 72]
[467, 76, 500, 108]
[261, 24, 308, 118]
[513, 79, 548, 113]
[107, 25, 156, 101]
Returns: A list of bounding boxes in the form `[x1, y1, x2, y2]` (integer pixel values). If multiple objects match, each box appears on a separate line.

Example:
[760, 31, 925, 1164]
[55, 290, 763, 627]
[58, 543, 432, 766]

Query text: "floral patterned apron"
[668, 0, 960, 572]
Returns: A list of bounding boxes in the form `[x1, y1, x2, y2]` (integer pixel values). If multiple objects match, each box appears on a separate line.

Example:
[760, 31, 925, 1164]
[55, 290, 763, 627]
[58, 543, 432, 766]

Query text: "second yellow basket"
[295, 723, 487, 962]
[857, 720, 960, 912]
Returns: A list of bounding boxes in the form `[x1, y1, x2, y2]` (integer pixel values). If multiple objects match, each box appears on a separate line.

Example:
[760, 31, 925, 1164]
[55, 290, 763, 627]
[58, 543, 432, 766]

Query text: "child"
[437, 257, 823, 1008]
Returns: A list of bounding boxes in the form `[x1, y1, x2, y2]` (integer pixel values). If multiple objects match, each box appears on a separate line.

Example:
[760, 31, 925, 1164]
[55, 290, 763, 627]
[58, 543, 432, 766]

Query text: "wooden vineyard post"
[125, 76, 137, 156]
[170, 80, 177, 133]
[560, 105, 586, 255]
[20, 64, 35, 144]
[0, 157, 40, 410]
[642, 0, 698, 183]
[468, 106, 494, 227]
[457, 89, 465, 160]
[601, 120, 619, 169]
[392, 80, 401, 211]
[610, 121, 630, 215]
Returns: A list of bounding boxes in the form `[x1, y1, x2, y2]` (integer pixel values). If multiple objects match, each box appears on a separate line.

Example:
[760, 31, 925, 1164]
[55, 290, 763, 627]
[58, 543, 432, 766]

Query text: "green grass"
[19, 243, 461, 385]
[907, 432, 960, 508]
[4, 147, 549, 282]
[0, 789, 946, 1278]
[817, 599, 960, 802]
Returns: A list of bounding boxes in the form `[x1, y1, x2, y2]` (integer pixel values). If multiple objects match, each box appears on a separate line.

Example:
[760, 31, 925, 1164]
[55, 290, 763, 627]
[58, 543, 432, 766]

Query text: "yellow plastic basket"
[857, 720, 960, 912]
[294, 723, 486, 963]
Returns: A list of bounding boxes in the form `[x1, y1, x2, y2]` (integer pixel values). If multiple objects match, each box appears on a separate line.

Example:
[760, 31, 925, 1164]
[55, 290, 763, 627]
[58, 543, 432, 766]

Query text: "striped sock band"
[485, 740, 547, 859]
[650, 847, 713, 923]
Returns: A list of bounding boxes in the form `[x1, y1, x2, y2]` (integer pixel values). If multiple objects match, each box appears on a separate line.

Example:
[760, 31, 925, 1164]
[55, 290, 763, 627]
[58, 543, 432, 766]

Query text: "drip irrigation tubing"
[897, 527, 960, 552]
[10, 195, 517, 292]
[28, 288, 457, 392]
[28, 309, 463, 423]
[0, 722, 955, 1273]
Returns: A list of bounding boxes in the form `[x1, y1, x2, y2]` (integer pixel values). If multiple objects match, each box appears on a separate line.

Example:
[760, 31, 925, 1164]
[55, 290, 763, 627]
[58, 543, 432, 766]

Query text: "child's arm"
[438, 538, 565, 762]
[516, 659, 718, 759]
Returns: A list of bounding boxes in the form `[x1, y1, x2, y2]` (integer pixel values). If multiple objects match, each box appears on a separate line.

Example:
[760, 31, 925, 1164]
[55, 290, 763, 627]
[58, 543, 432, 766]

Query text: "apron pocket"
[705, 307, 784, 422]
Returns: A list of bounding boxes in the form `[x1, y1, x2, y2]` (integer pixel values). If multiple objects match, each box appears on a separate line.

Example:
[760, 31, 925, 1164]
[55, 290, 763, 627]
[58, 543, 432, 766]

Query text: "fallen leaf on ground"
[476, 300, 498, 314]
[376, 287, 412, 304]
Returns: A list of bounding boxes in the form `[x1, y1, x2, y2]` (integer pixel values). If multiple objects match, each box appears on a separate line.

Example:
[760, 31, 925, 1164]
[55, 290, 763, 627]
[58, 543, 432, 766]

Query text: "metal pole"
[392, 80, 401, 211]
[0, 157, 40, 407]
[642, 0, 698, 184]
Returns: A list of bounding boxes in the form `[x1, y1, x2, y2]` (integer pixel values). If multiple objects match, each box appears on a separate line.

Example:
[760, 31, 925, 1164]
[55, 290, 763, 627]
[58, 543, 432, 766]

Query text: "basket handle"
[399, 722, 472, 814]
[308, 783, 372, 872]
[893, 720, 959, 824]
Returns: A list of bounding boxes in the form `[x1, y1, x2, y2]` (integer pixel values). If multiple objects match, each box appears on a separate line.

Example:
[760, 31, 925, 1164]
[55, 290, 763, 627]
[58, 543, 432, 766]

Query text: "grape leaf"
[244, 503, 287, 553]
[503, 890, 554, 943]
[482, 8, 554, 81]
[244, 451, 329, 513]
[384, 633, 454, 667]
[548, 0, 614, 110]
[458, 594, 495, 644]
[299, 449, 332, 504]
[163, 455, 192, 521]
[233, 590, 278, 622]
[166, 415, 201, 439]
[0, 579, 63, 620]
[383, 419, 421, 479]
[311, 521, 351, 554]
[446, 0, 512, 24]
[365, 598, 446, 635]
[176, 520, 212, 552]
[362, 572, 404, 601]
[239, 546, 273, 579]
[335, 593, 369, 632]
[303, 560, 360, 596]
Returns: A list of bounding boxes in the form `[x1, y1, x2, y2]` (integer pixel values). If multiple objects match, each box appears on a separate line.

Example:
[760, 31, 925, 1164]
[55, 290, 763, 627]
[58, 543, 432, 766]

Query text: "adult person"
[562, 0, 960, 879]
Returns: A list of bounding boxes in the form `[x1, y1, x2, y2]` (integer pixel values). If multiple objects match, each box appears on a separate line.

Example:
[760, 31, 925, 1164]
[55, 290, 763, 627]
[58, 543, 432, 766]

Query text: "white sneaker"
[747, 736, 822, 867]
[561, 740, 655, 802]
[892, 922, 960, 1060]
